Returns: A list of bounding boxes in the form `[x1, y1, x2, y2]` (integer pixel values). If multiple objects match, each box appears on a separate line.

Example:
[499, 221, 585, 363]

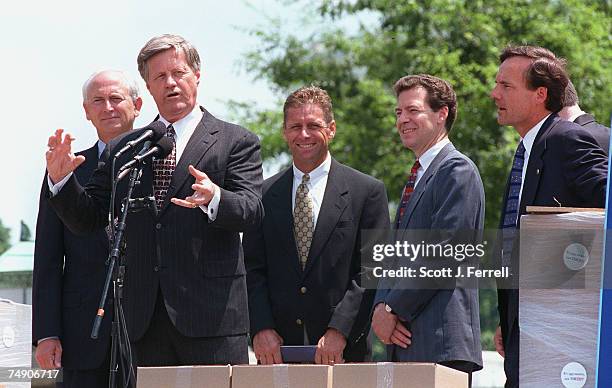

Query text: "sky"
[0, 0, 295, 243]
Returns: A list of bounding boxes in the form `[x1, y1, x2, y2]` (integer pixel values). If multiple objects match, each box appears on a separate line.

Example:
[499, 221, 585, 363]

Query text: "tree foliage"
[0, 218, 10, 255]
[236, 0, 611, 228]
[234, 0, 611, 351]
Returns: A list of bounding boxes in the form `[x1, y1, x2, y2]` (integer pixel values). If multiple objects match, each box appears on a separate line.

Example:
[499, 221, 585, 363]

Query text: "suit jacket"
[574, 113, 610, 156]
[48, 108, 263, 341]
[32, 143, 112, 370]
[244, 159, 390, 361]
[374, 142, 484, 369]
[497, 114, 608, 351]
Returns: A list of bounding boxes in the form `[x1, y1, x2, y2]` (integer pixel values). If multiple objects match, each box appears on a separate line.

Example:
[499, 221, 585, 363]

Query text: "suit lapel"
[304, 159, 348, 275]
[519, 114, 557, 213]
[159, 108, 218, 214]
[75, 144, 100, 184]
[398, 142, 455, 230]
[268, 168, 302, 274]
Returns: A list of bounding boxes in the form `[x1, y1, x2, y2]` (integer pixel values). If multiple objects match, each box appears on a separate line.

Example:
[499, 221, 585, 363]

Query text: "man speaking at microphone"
[45, 34, 263, 367]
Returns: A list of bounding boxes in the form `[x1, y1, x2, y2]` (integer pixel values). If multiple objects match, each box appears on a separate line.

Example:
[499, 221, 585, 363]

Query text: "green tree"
[19, 220, 31, 242]
[0, 218, 10, 255]
[235, 0, 611, 351]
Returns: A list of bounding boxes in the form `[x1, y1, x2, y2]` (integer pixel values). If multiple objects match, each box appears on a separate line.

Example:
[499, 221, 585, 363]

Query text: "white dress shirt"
[518, 114, 550, 203]
[415, 137, 451, 188]
[291, 152, 332, 228]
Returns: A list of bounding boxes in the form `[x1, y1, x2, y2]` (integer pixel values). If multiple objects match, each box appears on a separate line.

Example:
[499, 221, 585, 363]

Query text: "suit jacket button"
[300, 286, 307, 294]
[155, 223, 162, 230]
[296, 318, 303, 325]
[153, 265, 159, 272]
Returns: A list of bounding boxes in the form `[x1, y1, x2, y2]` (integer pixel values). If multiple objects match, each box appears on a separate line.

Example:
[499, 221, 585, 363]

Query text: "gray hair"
[82, 70, 140, 103]
[137, 34, 201, 81]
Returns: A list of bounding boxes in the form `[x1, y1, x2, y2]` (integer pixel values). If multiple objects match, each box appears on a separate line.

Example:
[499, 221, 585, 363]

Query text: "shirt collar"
[157, 105, 203, 140]
[418, 137, 450, 172]
[521, 114, 550, 156]
[292, 152, 332, 183]
[97, 140, 107, 158]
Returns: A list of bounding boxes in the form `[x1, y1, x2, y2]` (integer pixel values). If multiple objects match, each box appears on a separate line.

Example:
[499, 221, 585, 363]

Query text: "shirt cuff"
[37, 336, 59, 345]
[199, 184, 221, 222]
[47, 173, 73, 196]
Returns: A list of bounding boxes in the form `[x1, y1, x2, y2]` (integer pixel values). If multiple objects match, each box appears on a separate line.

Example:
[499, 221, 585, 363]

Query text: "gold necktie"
[294, 174, 314, 270]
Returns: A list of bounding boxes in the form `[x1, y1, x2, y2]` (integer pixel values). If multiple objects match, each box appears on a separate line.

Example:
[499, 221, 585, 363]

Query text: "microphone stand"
[91, 152, 152, 388]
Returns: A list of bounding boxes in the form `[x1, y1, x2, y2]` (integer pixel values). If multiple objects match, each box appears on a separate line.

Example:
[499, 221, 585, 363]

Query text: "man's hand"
[372, 303, 397, 344]
[494, 325, 505, 358]
[253, 329, 283, 365]
[46, 129, 85, 184]
[35, 338, 62, 369]
[171, 165, 218, 208]
[390, 320, 412, 348]
[315, 328, 346, 365]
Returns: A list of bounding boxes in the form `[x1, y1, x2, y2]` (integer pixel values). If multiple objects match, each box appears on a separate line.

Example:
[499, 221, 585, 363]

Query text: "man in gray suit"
[371, 74, 484, 384]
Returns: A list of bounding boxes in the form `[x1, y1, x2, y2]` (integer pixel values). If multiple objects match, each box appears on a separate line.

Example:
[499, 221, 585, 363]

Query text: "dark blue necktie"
[501, 141, 525, 266]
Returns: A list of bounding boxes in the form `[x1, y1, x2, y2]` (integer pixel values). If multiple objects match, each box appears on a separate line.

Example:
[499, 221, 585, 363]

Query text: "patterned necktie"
[153, 124, 176, 209]
[294, 174, 314, 270]
[396, 159, 421, 227]
[501, 141, 525, 266]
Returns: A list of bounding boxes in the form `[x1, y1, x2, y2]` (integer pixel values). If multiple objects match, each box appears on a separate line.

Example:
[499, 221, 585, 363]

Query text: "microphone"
[114, 121, 167, 159]
[116, 136, 174, 181]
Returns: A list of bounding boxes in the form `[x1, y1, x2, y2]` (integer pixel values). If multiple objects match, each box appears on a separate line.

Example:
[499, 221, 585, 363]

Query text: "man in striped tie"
[372, 74, 485, 386]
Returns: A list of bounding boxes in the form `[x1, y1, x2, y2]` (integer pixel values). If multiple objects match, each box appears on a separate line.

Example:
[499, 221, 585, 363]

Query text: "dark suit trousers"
[503, 320, 519, 388]
[133, 288, 248, 367]
[59, 365, 109, 388]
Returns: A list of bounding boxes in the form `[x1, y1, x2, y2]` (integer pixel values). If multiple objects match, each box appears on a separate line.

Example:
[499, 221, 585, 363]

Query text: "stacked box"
[519, 211, 604, 388]
[231, 364, 331, 388]
[137, 365, 230, 388]
[332, 362, 467, 388]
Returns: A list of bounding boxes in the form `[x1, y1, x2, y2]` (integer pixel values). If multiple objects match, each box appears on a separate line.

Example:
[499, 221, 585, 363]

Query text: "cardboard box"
[231, 364, 331, 388]
[332, 362, 467, 388]
[136, 365, 230, 388]
[519, 210, 604, 388]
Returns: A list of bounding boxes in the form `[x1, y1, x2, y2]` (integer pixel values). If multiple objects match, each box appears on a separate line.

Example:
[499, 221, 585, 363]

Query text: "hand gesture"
[46, 129, 85, 184]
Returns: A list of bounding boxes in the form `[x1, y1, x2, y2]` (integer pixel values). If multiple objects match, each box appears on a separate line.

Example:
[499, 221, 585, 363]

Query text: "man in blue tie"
[491, 45, 608, 388]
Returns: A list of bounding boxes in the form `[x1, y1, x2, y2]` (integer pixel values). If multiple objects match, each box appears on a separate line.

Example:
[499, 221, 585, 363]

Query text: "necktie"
[294, 174, 314, 270]
[501, 141, 525, 266]
[153, 124, 176, 209]
[396, 159, 421, 227]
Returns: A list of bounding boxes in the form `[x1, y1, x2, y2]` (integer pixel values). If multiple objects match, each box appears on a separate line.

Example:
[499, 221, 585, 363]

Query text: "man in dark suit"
[490, 46, 608, 387]
[33, 70, 142, 387]
[44, 34, 263, 367]
[244, 86, 390, 365]
[559, 80, 610, 154]
[371, 75, 484, 384]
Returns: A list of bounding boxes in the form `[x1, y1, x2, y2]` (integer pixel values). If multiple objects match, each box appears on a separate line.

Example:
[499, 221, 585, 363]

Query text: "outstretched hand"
[46, 129, 85, 184]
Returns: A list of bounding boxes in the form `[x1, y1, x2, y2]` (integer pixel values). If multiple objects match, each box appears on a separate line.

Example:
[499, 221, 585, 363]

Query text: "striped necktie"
[501, 141, 525, 266]
[396, 159, 421, 227]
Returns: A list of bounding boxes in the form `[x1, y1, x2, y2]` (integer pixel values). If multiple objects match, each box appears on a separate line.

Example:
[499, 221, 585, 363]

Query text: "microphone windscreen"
[148, 121, 168, 141]
[155, 136, 174, 159]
